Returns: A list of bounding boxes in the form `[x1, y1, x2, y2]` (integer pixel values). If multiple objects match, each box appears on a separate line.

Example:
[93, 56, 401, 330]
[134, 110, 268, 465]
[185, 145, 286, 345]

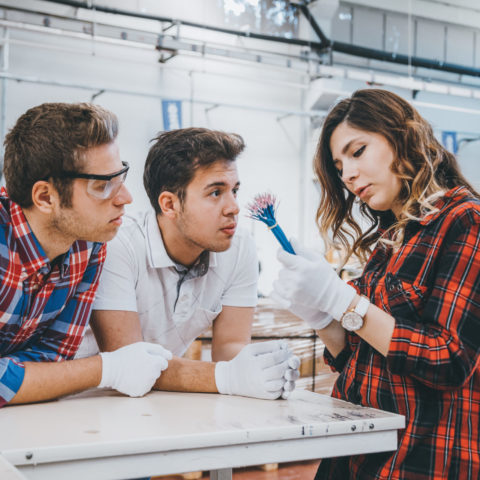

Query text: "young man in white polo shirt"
[77, 128, 299, 399]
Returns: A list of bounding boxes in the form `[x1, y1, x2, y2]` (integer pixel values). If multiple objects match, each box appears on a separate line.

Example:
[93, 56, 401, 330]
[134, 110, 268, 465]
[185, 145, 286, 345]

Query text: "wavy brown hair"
[314, 88, 478, 265]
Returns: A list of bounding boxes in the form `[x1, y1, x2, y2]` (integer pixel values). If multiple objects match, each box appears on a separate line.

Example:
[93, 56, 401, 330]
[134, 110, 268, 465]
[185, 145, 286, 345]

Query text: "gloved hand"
[281, 354, 301, 399]
[273, 238, 356, 321]
[270, 290, 334, 330]
[98, 341, 172, 397]
[215, 340, 295, 400]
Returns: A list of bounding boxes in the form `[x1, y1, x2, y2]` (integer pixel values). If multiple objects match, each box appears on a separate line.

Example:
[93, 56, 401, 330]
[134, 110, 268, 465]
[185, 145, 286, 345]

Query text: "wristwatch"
[341, 296, 370, 331]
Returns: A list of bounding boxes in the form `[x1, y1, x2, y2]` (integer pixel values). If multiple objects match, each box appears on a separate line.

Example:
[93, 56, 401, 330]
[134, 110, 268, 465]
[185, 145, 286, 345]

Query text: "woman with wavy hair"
[273, 89, 480, 479]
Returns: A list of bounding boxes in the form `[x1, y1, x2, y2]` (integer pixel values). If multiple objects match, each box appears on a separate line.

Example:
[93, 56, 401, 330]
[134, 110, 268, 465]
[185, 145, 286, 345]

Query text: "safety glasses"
[60, 161, 129, 200]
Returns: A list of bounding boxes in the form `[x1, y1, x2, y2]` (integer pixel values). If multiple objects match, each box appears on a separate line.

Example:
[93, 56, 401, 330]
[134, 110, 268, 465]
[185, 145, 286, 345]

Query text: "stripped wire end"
[246, 192, 278, 227]
[246, 192, 295, 255]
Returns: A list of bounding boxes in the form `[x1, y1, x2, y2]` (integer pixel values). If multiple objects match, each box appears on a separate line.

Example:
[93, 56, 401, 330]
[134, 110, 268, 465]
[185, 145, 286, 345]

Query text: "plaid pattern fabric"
[317, 187, 480, 480]
[0, 189, 106, 406]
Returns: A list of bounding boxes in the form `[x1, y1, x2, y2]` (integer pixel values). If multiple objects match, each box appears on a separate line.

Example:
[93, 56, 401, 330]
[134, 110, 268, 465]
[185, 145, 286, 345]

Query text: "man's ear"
[158, 191, 180, 219]
[30, 180, 59, 214]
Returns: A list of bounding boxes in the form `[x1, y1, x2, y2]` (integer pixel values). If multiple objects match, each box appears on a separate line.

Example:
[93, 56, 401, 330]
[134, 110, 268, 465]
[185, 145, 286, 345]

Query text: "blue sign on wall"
[162, 100, 182, 131]
[441, 131, 458, 154]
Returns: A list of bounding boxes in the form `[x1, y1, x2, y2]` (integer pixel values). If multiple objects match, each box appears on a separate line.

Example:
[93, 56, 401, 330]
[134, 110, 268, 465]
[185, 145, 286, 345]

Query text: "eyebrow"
[341, 139, 353, 155]
[204, 181, 240, 190]
[332, 136, 363, 162]
[342, 136, 366, 155]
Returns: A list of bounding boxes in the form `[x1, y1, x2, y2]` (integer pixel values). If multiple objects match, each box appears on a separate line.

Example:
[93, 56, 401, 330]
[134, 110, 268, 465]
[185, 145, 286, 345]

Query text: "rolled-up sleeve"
[0, 242, 105, 407]
[387, 213, 480, 390]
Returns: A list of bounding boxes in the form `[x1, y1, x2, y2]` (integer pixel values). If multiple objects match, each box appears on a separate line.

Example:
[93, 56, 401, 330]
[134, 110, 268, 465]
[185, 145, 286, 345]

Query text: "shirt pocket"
[380, 272, 428, 322]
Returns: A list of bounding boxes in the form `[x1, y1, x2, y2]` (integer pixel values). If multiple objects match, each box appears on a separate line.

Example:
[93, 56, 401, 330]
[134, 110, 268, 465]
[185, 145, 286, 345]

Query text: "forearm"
[355, 298, 395, 356]
[10, 356, 102, 405]
[315, 320, 347, 358]
[212, 341, 247, 362]
[153, 356, 217, 393]
[316, 296, 395, 359]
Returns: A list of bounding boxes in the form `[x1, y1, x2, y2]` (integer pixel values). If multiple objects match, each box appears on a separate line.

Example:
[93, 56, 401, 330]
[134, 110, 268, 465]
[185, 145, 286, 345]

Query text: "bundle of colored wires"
[246, 192, 295, 255]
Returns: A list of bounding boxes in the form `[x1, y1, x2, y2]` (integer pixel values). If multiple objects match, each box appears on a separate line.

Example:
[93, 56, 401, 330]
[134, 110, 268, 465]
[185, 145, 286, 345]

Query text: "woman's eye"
[233, 187, 239, 196]
[353, 145, 365, 157]
[210, 190, 220, 197]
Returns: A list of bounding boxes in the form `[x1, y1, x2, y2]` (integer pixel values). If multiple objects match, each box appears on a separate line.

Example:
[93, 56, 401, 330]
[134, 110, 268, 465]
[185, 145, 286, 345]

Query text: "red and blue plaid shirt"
[0, 189, 106, 407]
[318, 187, 480, 479]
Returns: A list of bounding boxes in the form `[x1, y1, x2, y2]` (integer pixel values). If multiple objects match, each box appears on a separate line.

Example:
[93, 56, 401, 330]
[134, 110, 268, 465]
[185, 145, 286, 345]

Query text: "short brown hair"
[143, 127, 245, 215]
[3, 102, 118, 207]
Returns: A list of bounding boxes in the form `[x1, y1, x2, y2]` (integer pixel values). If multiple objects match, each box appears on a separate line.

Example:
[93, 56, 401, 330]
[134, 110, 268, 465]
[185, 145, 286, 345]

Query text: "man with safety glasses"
[0, 102, 172, 407]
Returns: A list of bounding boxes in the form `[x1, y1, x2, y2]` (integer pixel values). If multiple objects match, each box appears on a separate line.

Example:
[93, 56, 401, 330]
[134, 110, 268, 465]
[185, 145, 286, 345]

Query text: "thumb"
[277, 247, 299, 268]
[289, 237, 303, 255]
[290, 238, 323, 262]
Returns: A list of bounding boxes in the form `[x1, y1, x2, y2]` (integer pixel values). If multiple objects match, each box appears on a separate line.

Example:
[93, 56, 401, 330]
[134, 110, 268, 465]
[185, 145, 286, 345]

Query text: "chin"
[88, 228, 119, 243]
[209, 239, 233, 253]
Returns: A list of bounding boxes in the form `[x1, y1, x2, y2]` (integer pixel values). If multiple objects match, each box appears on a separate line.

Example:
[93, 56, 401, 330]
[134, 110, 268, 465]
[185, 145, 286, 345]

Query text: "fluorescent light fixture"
[318, 65, 346, 78]
[448, 86, 472, 97]
[347, 70, 373, 82]
[424, 83, 449, 94]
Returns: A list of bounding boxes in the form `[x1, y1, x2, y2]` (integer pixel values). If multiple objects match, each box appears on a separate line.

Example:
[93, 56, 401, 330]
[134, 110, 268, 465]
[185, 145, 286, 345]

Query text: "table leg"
[210, 468, 232, 480]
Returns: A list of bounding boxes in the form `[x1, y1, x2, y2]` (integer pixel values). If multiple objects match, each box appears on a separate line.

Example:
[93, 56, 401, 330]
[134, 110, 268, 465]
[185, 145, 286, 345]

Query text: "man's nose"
[113, 183, 133, 205]
[224, 193, 239, 215]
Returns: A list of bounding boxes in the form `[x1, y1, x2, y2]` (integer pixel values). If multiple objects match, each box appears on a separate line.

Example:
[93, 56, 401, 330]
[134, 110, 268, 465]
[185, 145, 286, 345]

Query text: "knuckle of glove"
[281, 389, 291, 399]
[272, 349, 290, 365]
[284, 380, 296, 392]
[285, 368, 300, 381]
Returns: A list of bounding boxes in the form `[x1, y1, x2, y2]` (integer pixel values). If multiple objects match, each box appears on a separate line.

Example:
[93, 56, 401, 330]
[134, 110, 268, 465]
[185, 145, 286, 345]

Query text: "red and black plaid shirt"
[318, 187, 480, 480]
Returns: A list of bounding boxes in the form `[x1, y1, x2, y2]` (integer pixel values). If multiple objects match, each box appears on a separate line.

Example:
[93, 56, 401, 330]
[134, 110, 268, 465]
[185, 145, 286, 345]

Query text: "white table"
[0, 389, 404, 480]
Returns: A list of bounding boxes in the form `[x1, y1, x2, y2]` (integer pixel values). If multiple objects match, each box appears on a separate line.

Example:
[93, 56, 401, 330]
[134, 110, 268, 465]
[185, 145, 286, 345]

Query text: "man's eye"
[90, 180, 108, 192]
[210, 190, 220, 197]
[353, 145, 365, 157]
[233, 187, 239, 196]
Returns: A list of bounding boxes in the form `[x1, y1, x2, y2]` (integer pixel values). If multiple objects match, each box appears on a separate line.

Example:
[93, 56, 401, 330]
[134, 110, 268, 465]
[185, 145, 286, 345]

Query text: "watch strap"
[354, 296, 370, 318]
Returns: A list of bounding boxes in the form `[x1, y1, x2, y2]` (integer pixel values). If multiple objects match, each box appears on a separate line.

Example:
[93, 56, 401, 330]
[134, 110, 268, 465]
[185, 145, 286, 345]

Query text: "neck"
[156, 213, 203, 267]
[23, 208, 72, 262]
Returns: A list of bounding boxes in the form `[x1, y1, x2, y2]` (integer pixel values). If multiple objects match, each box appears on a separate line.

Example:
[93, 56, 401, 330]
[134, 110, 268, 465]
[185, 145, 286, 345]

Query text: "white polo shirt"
[76, 210, 258, 358]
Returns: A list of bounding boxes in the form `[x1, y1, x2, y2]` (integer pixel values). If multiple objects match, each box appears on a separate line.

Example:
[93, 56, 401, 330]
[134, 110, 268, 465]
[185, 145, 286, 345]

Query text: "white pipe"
[0, 71, 326, 118]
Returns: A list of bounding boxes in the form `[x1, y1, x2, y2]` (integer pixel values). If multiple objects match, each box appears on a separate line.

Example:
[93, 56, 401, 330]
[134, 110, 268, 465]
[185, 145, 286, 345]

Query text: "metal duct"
[26, 0, 480, 78]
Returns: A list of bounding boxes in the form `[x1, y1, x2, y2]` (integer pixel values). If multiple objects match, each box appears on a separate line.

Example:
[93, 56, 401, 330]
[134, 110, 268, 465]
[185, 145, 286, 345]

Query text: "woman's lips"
[357, 185, 371, 200]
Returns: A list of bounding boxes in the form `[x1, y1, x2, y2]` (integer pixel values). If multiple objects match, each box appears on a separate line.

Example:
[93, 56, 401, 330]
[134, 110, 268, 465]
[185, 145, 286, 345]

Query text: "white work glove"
[270, 290, 334, 330]
[281, 354, 301, 399]
[215, 340, 297, 400]
[98, 342, 172, 397]
[273, 238, 356, 322]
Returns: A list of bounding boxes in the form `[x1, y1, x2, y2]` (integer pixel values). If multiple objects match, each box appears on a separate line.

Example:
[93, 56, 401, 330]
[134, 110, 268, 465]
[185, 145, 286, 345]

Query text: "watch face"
[341, 311, 363, 331]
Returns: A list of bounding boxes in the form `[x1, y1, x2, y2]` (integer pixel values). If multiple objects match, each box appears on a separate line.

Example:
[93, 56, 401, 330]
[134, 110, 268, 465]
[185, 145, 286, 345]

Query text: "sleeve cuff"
[0, 358, 25, 407]
[324, 345, 352, 372]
